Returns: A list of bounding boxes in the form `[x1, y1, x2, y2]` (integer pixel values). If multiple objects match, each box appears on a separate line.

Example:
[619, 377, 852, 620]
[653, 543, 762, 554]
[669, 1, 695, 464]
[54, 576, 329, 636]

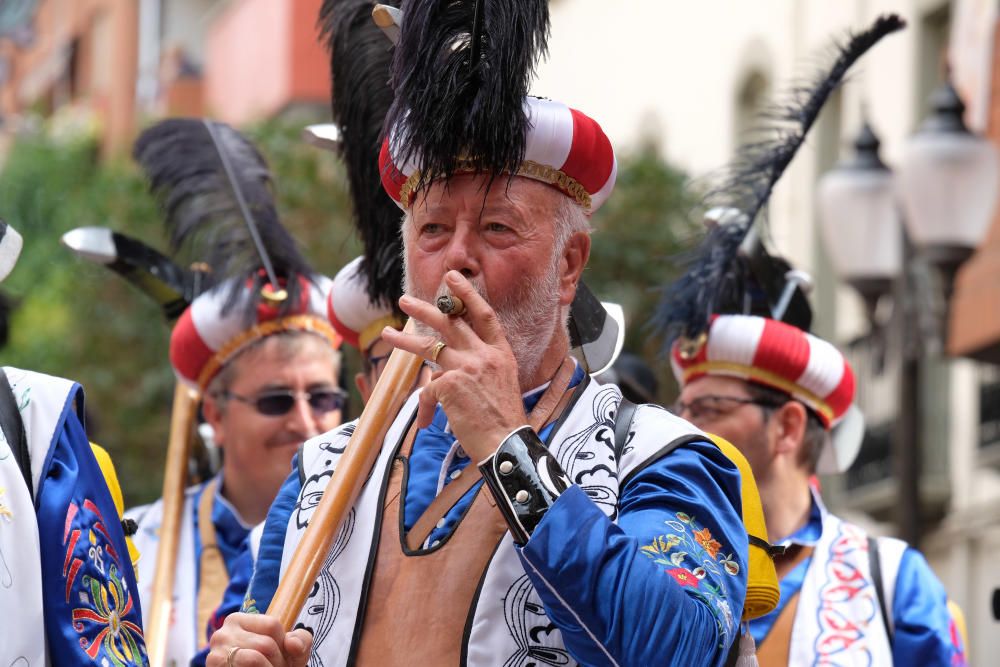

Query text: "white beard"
[403, 258, 562, 385]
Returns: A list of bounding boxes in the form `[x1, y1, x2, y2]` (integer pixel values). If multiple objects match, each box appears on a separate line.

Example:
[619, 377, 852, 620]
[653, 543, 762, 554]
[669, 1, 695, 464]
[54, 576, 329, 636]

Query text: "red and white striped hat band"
[327, 256, 405, 353]
[170, 275, 342, 391]
[379, 97, 617, 215]
[670, 315, 855, 429]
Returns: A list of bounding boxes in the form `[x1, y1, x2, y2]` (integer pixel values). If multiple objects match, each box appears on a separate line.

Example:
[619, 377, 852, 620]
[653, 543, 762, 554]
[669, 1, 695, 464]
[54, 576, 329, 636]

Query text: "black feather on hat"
[654, 14, 905, 351]
[319, 0, 405, 313]
[384, 0, 550, 193]
[133, 118, 314, 322]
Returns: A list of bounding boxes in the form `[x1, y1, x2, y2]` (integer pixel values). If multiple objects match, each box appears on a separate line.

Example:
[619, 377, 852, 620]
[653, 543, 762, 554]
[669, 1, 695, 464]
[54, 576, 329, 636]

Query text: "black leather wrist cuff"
[479, 426, 570, 545]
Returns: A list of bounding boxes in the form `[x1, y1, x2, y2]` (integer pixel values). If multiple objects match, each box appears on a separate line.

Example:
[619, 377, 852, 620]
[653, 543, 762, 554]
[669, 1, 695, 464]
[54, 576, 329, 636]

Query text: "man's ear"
[558, 231, 591, 307]
[772, 401, 808, 458]
[202, 395, 226, 447]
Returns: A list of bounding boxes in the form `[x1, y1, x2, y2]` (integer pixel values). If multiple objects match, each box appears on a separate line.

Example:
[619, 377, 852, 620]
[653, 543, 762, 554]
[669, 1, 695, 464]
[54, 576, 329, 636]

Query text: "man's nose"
[286, 396, 320, 439]
[443, 226, 481, 278]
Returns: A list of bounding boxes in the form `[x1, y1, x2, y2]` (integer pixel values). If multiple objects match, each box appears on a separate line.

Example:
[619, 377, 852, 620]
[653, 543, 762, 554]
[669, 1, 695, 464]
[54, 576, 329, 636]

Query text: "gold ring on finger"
[227, 646, 242, 667]
[430, 340, 446, 363]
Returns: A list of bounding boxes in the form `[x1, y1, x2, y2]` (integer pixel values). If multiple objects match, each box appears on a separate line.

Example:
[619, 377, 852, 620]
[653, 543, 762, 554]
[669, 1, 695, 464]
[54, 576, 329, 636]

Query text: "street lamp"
[896, 79, 1000, 295]
[817, 121, 902, 322]
[816, 79, 1000, 546]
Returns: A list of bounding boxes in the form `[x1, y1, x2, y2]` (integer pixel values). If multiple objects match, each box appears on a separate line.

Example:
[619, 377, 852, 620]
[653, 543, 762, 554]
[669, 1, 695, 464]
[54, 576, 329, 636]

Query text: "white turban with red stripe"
[671, 314, 855, 429]
[327, 257, 405, 354]
[170, 276, 342, 391]
[379, 97, 617, 215]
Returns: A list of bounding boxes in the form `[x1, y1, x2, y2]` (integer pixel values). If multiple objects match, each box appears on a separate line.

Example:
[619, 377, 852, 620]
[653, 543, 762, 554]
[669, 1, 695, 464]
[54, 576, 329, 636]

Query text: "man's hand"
[206, 613, 312, 667]
[381, 270, 528, 462]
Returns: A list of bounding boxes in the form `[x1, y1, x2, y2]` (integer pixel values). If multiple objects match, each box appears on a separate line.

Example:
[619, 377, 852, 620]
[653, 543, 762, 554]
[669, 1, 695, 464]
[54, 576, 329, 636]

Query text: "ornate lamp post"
[896, 80, 999, 298]
[817, 78, 999, 545]
[817, 121, 902, 323]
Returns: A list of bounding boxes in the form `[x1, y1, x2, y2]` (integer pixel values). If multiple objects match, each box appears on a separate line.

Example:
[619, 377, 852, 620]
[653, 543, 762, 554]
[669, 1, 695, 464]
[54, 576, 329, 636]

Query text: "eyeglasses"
[367, 352, 391, 376]
[672, 394, 783, 422]
[222, 387, 348, 417]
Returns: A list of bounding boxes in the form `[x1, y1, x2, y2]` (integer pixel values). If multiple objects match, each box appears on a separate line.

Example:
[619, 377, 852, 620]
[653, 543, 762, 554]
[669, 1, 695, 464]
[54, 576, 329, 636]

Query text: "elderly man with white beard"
[204, 1, 747, 665]
[207, 128, 747, 667]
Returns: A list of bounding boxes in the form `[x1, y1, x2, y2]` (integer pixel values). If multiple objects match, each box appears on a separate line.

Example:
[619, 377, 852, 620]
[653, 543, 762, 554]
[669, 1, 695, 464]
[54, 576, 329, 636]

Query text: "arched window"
[734, 70, 771, 146]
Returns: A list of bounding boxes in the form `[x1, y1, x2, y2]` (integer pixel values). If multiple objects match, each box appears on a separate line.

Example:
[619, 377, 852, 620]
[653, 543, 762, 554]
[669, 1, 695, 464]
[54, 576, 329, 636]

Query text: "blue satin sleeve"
[242, 459, 303, 614]
[36, 389, 147, 664]
[891, 547, 966, 666]
[518, 439, 747, 667]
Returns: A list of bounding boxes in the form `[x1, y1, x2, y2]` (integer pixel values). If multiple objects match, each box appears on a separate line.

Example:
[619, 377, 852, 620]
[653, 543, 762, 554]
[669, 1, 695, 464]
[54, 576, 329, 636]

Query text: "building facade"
[0, 0, 329, 154]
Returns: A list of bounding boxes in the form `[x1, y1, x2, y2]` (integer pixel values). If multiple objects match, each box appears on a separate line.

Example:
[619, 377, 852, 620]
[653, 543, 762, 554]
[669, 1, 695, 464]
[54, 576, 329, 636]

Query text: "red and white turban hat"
[379, 97, 617, 215]
[671, 314, 855, 429]
[170, 276, 342, 391]
[327, 256, 405, 354]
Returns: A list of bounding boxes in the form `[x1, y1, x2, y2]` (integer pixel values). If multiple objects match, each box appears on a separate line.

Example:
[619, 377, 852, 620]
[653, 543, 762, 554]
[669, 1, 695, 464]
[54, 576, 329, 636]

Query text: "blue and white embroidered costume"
[246, 372, 748, 666]
[752, 490, 966, 665]
[127, 474, 252, 664]
[0, 367, 146, 665]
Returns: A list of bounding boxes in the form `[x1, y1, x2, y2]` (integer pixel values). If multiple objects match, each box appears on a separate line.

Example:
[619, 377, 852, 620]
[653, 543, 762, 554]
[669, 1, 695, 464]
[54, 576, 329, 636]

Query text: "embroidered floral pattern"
[667, 567, 700, 588]
[0, 487, 12, 522]
[640, 511, 742, 645]
[694, 527, 722, 558]
[63, 498, 145, 665]
[71, 565, 145, 666]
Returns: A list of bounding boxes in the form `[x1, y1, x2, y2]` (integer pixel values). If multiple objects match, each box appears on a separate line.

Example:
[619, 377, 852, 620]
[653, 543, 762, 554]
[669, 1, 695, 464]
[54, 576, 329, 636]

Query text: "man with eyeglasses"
[672, 314, 966, 665]
[127, 275, 346, 664]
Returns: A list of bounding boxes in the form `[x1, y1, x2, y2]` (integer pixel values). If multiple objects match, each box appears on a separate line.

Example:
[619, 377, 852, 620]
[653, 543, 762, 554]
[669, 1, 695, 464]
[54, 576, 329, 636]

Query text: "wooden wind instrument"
[146, 383, 199, 667]
[267, 319, 424, 629]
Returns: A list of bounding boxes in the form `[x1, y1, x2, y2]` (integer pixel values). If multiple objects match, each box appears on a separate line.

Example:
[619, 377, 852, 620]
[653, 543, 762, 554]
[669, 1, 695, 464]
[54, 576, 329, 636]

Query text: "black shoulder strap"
[868, 535, 894, 645]
[613, 396, 637, 459]
[0, 369, 31, 498]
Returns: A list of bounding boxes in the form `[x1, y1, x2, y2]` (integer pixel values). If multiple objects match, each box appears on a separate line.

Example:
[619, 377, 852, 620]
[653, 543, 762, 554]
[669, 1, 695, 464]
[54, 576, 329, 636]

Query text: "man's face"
[676, 375, 775, 478]
[204, 334, 343, 504]
[402, 174, 587, 381]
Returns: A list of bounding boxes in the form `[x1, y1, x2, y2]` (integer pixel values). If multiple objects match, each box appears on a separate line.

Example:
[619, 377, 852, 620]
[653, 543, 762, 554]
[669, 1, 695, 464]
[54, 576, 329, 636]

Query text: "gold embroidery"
[399, 160, 593, 213]
[682, 360, 835, 423]
[197, 315, 340, 391]
[0, 488, 12, 522]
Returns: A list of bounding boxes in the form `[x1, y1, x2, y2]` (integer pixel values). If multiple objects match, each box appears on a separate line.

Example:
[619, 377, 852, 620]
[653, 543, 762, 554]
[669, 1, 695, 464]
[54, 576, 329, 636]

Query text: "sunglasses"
[222, 387, 348, 417]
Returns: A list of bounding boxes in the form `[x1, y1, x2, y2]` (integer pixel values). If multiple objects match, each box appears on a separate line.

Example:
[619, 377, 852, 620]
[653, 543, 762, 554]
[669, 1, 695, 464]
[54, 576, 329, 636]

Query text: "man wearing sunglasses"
[128, 276, 345, 665]
[672, 314, 965, 665]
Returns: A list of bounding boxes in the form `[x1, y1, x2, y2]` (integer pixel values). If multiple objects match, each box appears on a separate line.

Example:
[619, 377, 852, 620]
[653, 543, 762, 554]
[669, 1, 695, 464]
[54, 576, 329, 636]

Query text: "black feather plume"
[319, 0, 404, 313]
[384, 0, 550, 192]
[133, 118, 314, 320]
[654, 14, 905, 349]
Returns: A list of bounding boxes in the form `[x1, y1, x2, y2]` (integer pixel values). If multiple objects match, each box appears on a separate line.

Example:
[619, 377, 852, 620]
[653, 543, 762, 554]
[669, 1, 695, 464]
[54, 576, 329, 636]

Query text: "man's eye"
[691, 405, 720, 420]
[484, 222, 511, 233]
[420, 223, 443, 235]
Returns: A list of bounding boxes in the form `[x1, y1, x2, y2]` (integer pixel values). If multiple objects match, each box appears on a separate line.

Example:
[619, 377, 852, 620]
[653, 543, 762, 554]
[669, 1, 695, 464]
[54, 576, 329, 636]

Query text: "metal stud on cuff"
[479, 426, 570, 545]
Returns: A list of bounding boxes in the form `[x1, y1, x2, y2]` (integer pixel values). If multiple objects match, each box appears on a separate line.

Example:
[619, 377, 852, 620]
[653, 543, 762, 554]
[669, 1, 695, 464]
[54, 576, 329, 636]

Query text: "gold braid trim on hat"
[399, 159, 592, 213]
[196, 315, 340, 391]
[682, 360, 835, 426]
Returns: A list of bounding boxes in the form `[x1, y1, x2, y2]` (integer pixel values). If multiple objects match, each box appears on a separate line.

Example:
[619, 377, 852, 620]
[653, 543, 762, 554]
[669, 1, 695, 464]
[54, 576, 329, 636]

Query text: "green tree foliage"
[587, 141, 700, 396]
[0, 119, 358, 504]
[0, 120, 695, 505]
